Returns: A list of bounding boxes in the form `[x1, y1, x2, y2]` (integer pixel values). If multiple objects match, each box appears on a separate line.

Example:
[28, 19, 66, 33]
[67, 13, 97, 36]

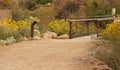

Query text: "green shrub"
[35, 24, 50, 33]
[95, 34, 120, 70]
[31, 7, 55, 24]
[95, 21, 120, 70]
[0, 25, 22, 42]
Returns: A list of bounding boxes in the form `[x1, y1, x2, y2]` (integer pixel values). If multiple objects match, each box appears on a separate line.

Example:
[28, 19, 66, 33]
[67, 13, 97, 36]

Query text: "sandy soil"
[0, 36, 94, 70]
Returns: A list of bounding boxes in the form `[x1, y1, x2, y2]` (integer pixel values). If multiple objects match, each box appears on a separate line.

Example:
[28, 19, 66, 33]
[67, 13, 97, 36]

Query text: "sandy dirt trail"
[0, 36, 94, 70]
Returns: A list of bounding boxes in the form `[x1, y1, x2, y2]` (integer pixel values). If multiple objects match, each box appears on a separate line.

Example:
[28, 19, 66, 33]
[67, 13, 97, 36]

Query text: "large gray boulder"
[57, 34, 69, 39]
[43, 31, 57, 39]
[6, 36, 16, 45]
[0, 40, 6, 46]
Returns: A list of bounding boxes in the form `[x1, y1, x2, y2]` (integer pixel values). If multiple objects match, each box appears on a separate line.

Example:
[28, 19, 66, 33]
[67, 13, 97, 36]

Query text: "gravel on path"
[0, 36, 94, 70]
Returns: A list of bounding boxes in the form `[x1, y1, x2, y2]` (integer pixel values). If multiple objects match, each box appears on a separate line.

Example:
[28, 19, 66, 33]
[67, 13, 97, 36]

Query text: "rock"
[34, 36, 41, 40]
[0, 40, 6, 46]
[91, 65, 112, 70]
[34, 29, 40, 37]
[43, 32, 51, 39]
[22, 37, 29, 41]
[6, 36, 16, 45]
[90, 34, 97, 39]
[57, 34, 69, 39]
[46, 31, 53, 38]
[51, 32, 57, 38]
[43, 31, 57, 39]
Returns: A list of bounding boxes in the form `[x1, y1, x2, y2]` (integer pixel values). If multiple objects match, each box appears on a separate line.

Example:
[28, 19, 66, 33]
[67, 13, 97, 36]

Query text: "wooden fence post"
[112, 8, 116, 18]
[31, 21, 37, 40]
[69, 21, 72, 39]
[96, 21, 99, 37]
[86, 21, 90, 35]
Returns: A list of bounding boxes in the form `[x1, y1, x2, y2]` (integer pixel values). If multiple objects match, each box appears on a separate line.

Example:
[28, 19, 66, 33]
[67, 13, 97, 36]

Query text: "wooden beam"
[69, 22, 72, 39]
[69, 17, 115, 22]
[31, 21, 37, 40]
[96, 21, 99, 37]
[86, 21, 90, 35]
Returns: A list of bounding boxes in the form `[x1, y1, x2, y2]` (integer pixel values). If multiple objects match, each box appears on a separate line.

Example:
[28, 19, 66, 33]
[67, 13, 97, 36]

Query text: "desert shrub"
[55, 1, 79, 19]
[48, 19, 96, 36]
[31, 6, 55, 24]
[11, 4, 31, 20]
[35, 24, 50, 33]
[0, 25, 22, 42]
[2, 19, 31, 38]
[104, 22, 120, 35]
[95, 20, 120, 70]
[48, 19, 70, 35]
[11, 5, 24, 20]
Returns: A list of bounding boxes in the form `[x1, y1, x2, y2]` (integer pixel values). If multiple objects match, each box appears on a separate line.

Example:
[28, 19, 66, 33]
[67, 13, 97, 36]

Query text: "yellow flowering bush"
[1, 19, 31, 37]
[2, 19, 31, 30]
[104, 22, 120, 35]
[48, 19, 84, 35]
[2, 19, 18, 29]
[48, 19, 69, 34]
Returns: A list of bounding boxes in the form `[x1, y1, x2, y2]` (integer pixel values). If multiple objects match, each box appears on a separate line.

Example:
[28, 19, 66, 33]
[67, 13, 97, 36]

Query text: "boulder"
[43, 32, 52, 39]
[0, 40, 6, 46]
[23, 37, 29, 41]
[34, 29, 40, 37]
[6, 36, 16, 45]
[57, 34, 69, 39]
[34, 36, 41, 40]
[51, 32, 57, 38]
[43, 31, 57, 39]
[91, 65, 112, 70]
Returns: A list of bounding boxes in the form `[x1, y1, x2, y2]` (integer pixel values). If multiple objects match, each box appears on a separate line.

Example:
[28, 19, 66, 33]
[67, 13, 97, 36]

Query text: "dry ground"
[0, 36, 94, 70]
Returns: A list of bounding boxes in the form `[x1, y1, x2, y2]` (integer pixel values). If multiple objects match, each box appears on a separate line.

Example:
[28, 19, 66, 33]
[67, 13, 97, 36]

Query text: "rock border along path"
[0, 36, 94, 70]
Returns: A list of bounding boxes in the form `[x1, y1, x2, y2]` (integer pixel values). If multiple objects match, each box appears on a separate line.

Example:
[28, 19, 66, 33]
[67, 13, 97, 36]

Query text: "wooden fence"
[0, 9, 12, 19]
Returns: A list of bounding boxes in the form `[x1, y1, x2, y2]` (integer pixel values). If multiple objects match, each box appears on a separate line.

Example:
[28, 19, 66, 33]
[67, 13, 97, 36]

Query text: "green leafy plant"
[0, 25, 22, 42]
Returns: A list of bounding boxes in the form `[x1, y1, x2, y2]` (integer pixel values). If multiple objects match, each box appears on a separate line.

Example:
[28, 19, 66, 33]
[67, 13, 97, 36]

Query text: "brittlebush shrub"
[95, 20, 120, 70]
[48, 19, 70, 35]
[48, 19, 86, 35]
[2, 19, 31, 38]
[48, 19, 97, 36]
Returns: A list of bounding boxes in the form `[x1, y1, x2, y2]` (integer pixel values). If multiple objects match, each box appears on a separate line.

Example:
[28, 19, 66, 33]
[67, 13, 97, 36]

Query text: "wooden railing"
[68, 17, 116, 39]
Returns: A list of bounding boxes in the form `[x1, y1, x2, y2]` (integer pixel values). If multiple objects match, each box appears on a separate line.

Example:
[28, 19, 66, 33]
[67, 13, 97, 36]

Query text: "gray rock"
[57, 34, 69, 39]
[23, 37, 29, 41]
[51, 32, 57, 38]
[0, 40, 6, 46]
[6, 36, 16, 44]
[43, 31, 57, 39]
[34, 29, 40, 37]
[34, 36, 41, 40]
